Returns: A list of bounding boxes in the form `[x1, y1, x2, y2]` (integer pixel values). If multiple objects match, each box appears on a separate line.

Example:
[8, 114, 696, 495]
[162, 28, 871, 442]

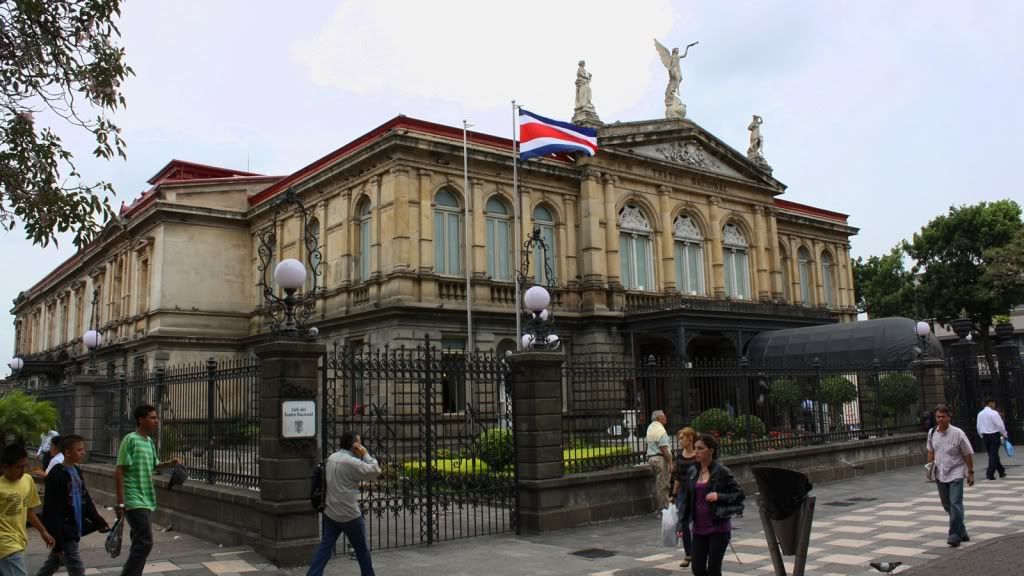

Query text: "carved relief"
[656, 142, 723, 171]
[617, 205, 652, 231]
[722, 223, 748, 247]
[673, 216, 703, 240]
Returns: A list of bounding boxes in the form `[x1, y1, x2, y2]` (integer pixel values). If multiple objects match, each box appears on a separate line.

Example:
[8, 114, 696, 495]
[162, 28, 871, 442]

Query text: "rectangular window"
[724, 251, 735, 298]
[439, 341, 467, 413]
[824, 268, 834, 308]
[620, 235, 633, 288]
[360, 222, 371, 281]
[799, 262, 811, 305]
[635, 237, 649, 290]
[487, 219, 511, 280]
[448, 213, 462, 275]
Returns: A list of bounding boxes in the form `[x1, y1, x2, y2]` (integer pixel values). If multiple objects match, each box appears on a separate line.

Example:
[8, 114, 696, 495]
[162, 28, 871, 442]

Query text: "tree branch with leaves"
[1, 0, 132, 248]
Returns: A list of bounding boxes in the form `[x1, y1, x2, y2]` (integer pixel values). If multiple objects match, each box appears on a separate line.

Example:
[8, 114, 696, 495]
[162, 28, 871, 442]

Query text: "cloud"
[293, 0, 679, 117]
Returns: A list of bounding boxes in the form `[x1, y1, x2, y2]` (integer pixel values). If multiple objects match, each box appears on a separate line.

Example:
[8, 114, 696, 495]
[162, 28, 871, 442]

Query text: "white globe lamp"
[7, 358, 23, 372]
[83, 330, 102, 350]
[523, 286, 550, 313]
[274, 259, 307, 291]
[539, 309, 550, 321]
[915, 321, 931, 337]
[521, 334, 534, 349]
[546, 334, 559, 345]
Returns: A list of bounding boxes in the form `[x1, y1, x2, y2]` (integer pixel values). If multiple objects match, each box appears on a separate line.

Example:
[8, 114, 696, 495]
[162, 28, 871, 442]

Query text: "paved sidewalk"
[25, 453, 1023, 576]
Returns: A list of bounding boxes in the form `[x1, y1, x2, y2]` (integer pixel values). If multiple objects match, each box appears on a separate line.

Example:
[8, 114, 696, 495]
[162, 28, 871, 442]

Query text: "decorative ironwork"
[320, 337, 516, 552]
[257, 189, 322, 337]
[517, 228, 559, 350]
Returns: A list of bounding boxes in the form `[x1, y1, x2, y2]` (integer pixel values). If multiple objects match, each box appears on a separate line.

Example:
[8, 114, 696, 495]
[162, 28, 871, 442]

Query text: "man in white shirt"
[976, 397, 1008, 480]
[927, 404, 975, 547]
[306, 431, 380, 576]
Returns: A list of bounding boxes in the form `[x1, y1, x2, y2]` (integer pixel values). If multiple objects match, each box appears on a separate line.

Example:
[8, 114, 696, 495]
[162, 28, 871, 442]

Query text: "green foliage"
[692, 408, 733, 436]
[733, 414, 766, 439]
[852, 246, 918, 319]
[821, 376, 857, 406]
[0, 391, 59, 446]
[769, 379, 803, 407]
[878, 374, 918, 410]
[471, 428, 514, 470]
[992, 314, 1012, 326]
[903, 200, 1024, 331]
[1, 0, 133, 248]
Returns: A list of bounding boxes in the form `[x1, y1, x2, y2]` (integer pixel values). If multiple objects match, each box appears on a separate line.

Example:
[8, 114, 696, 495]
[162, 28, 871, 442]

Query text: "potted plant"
[993, 314, 1014, 342]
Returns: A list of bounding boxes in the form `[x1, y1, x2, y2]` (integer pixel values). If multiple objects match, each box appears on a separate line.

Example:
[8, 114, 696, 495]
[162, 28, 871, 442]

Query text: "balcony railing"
[623, 292, 838, 320]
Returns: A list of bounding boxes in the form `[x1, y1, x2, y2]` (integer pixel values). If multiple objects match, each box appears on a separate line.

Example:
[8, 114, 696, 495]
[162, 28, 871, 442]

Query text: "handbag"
[105, 515, 124, 558]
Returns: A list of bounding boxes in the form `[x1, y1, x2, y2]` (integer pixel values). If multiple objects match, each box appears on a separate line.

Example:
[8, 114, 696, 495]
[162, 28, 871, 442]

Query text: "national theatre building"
[9, 108, 858, 386]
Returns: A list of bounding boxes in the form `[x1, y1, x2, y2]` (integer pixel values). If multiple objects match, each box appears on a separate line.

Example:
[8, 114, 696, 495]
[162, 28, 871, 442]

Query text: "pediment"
[597, 119, 784, 190]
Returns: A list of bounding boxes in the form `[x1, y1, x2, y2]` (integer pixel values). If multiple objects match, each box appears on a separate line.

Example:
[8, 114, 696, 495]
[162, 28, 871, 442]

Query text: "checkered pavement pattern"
[591, 477, 1024, 575]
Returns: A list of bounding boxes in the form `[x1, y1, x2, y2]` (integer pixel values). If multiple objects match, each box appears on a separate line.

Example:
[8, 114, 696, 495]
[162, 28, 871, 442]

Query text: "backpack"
[310, 461, 327, 512]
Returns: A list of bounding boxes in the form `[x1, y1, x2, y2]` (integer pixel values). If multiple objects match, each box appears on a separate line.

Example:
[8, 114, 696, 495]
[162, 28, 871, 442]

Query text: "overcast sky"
[4, 0, 1023, 374]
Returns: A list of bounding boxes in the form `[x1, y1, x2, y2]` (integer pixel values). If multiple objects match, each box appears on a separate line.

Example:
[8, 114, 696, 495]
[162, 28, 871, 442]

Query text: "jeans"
[0, 552, 27, 576]
[936, 479, 967, 541]
[37, 539, 85, 576]
[307, 515, 374, 576]
[691, 531, 730, 576]
[120, 509, 154, 576]
[983, 433, 1006, 479]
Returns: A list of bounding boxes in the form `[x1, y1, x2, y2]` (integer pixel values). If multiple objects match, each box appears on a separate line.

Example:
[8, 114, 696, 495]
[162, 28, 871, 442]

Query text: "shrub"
[0, 391, 58, 447]
[732, 414, 766, 439]
[820, 376, 857, 405]
[879, 373, 917, 410]
[692, 408, 732, 436]
[472, 428, 514, 470]
[769, 378, 802, 408]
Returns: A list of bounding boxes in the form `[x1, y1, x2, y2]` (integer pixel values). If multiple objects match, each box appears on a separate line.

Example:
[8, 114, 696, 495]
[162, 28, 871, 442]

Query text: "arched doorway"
[686, 332, 737, 362]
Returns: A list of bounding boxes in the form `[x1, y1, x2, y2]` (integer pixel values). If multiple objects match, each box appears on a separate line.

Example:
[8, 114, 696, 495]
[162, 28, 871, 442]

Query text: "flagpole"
[463, 120, 474, 353]
[512, 100, 522, 350]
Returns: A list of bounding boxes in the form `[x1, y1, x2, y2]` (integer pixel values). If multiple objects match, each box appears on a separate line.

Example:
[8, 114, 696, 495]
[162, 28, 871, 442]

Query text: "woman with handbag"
[679, 433, 745, 576]
[671, 427, 698, 568]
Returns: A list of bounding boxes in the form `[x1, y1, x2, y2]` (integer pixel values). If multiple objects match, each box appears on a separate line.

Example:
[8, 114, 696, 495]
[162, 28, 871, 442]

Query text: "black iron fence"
[563, 357, 926, 472]
[90, 358, 261, 489]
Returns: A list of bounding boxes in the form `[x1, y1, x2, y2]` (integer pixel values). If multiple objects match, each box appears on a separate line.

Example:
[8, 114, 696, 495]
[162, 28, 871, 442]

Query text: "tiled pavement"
[26, 453, 1024, 576]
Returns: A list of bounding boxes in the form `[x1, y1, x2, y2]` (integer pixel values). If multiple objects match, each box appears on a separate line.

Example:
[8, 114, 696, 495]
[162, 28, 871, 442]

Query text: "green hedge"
[401, 445, 635, 479]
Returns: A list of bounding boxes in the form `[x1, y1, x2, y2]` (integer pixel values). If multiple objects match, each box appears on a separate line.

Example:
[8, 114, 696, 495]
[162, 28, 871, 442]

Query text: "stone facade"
[10, 116, 858, 385]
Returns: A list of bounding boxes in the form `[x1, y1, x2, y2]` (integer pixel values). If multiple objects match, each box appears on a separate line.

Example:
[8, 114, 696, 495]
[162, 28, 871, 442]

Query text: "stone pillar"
[562, 196, 578, 286]
[753, 206, 771, 301]
[658, 187, 675, 293]
[72, 374, 105, 455]
[253, 340, 326, 566]
[418, 170, 433, 273]
[994, 332, 1021, 435]
[602, 174, 621, 288]
[471, 179, 486, 278]
[708, 196, 725, 298]
[511, 351, 564, 532]
[915, 358, 947, 414]
[949, 318, 978, 436]
[767, 210, 783, 300]
[578, 170, 607, 311]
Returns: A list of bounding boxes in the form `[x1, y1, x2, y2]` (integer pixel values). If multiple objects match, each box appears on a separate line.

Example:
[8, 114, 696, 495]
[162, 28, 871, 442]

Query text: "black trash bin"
[753, 467, 813, 555]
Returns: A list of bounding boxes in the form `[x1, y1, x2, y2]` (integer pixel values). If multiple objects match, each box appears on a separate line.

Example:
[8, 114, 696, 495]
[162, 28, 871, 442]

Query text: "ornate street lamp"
[258, 189, 322, 338]
[915, 320, 932, 359]
[83, 287, 101, 374]
[517, 228, 559, 351]
[6, 357, 23, 372]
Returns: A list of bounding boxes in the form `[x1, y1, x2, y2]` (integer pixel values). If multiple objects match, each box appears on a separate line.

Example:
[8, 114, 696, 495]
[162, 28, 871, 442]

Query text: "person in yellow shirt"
[0, 443, 54, 576]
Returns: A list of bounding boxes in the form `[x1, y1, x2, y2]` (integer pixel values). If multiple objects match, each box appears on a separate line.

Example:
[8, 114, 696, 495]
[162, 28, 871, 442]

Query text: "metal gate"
[321, 337, 517, 550]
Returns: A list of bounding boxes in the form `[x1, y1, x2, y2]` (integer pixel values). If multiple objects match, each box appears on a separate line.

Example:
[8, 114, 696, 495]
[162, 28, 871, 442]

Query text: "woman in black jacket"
[677, 433, 744, 576]
[39, 435, 109, 576]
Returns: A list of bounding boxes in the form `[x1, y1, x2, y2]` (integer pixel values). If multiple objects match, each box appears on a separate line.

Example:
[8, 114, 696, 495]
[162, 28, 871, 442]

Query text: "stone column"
[471, 179, 486, 278]
[562, 196, 578, 286]
[577, 170, 607, 311]
[418, 170, 433, 272]
[658, 186, 676, 293]
[602, 174, 621, 288]
[511, 351, 565, 532]
[72, 373, 106, 455]
[915, 358, 947, 414]
[949, 318, 979, 437]
[253, 340, 326, 566]
[708, 196, 725, 298]
[390, 166, 412, 271]
[753, 206, 771, 301]
[767, 210, 783, 299]
[994, 335, 1020, 435]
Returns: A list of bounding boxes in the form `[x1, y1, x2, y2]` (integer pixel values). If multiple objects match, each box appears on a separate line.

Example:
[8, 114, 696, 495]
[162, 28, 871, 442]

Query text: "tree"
[1, 0, 132, 248]
[0, 391, 58, 446]
[853, 246, 918, 319]
[981, 228, 1024, 310]
[903, 200, 1024, 375]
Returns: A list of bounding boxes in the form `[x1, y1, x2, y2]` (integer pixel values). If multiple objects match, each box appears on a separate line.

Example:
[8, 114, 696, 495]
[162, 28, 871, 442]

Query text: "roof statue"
[572, 60, 602, 127]
[747, 114, 772, 172]
[654, 39, 698, 120]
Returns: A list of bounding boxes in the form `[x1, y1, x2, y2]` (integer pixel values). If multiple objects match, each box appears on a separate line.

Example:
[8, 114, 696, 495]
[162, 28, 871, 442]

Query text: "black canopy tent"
[744, 317, 942, 365]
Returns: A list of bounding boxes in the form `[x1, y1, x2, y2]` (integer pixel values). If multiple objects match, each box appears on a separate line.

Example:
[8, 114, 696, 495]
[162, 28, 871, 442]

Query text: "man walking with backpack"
[307, 431, 380, 576]
[926, 404, 975, 547]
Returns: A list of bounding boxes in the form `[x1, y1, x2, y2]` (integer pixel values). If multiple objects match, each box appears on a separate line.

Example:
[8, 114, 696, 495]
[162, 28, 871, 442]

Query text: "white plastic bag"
[661, 503, 679, 547]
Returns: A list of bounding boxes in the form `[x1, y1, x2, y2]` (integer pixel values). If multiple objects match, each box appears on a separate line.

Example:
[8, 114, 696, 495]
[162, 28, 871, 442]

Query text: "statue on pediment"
[654, 39, 698, 119]
[572, 60, 602, 126]
[747, 114, 771, 171]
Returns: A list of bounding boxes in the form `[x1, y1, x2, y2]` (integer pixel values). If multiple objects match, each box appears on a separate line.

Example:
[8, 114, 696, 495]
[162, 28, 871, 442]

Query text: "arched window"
[673, 215, 705, 295]
[356, 201, 372, 282]
[486, 197, 513, 280]
[304, 218, 320, 293]
[434, 189, 463, 276]
[779, 243, 791, 302]
[618, 205, 654, 291]
[797, 247, 812, 306]
[533, 205, 557, 285]
[821, 251, 835, 309]
[722, 223, 750, 299]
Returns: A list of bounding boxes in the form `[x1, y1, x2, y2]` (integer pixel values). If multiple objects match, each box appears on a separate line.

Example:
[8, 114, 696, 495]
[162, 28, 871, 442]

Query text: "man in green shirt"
[114, 404, 180, 576]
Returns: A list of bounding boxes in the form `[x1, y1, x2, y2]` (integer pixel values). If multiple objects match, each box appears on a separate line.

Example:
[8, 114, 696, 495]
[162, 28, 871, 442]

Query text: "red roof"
[773, 198, 848, 223]
[146, 159, 259, 185]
